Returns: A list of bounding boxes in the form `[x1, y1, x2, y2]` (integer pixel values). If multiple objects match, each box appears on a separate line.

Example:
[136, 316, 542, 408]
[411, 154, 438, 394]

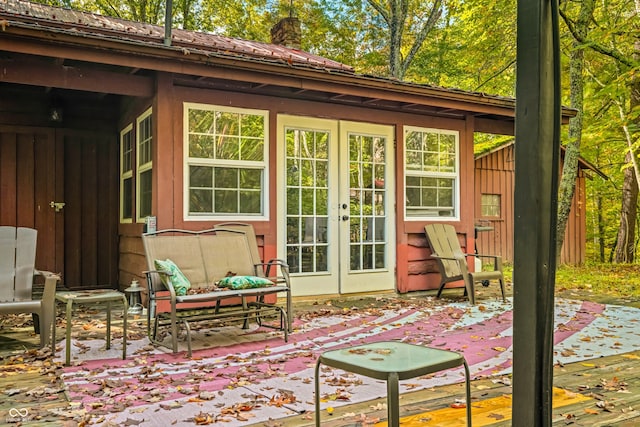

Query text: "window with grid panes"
[120, 124, 133, 222]
[137, 108, 153, 221]
[481, 194, 501, 217]
[184, 103, 268, 219]
[404, 127, 459, 219]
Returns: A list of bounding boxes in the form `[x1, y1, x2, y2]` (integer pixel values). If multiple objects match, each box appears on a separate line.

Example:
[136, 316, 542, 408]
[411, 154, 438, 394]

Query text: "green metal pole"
[513, 0, 561, 425]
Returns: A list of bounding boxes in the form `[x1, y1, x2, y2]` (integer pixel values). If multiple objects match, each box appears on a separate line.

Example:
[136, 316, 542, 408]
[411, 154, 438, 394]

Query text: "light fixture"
[49, 107, 63, 123]
[124, 279, 143, 316]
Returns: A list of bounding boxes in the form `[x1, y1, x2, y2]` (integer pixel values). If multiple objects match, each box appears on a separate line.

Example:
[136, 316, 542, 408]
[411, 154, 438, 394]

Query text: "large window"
[120, 125, 133, 223]
[136, 108, 153, 222]
[184, 103, 268, 219]
[404, 127, 459, 219]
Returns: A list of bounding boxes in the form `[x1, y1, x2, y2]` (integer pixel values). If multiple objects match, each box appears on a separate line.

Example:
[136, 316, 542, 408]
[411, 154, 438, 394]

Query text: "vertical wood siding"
[475, 145, 586, 265]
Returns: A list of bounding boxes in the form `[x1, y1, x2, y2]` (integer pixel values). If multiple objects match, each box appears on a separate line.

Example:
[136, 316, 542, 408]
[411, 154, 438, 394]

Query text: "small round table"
[53, 289, 128, 366]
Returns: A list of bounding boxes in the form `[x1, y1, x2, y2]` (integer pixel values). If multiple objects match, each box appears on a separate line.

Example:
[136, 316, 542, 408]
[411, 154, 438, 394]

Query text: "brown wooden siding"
[474, 145, 587, 265]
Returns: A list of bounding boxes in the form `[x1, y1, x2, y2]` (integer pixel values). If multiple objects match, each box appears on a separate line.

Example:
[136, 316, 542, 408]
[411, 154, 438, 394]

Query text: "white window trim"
[183, 102, 270, 221]
[119, 124, 134, 223]
[403, 126, 460, 221]
[136, 107, 153, 223]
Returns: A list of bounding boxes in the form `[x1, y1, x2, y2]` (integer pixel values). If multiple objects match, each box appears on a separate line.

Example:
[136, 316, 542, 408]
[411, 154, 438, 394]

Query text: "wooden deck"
[1, 289, 639, 426]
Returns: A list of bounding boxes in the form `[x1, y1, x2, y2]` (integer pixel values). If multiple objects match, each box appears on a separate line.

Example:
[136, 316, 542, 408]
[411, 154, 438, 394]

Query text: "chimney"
[270, 17, 301, 49]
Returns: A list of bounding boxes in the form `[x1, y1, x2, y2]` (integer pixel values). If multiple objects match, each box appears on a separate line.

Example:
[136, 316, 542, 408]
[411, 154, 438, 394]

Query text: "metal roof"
[0, 0, 354, 72]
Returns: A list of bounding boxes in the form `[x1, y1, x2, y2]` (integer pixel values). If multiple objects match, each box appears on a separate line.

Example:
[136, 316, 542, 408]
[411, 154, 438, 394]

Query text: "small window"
[137, 108, 153, 222]
[481, 194, 501, 217]
[120, 125, 133, 223]
[404, 127, 459, 219]
[184, 103, 268, 219]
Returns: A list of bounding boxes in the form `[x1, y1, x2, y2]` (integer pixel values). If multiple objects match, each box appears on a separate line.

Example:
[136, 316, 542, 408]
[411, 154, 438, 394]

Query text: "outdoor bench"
[142, 227, 292, 356]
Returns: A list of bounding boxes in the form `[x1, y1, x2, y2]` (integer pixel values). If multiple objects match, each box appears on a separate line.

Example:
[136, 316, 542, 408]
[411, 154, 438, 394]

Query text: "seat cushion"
[154, 259, 192, 296]
[217, 275, 274, 290]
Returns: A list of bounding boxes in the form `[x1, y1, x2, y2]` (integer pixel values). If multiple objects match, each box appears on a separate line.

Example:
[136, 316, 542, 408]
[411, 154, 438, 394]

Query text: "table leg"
[387, 371, 400, 427]
[106, 301, 111, 350]
[464, 360, 472, 426]
[314, 359, 322, 427]
[65, 299, 73, 366]
[122, 295, 128, 360]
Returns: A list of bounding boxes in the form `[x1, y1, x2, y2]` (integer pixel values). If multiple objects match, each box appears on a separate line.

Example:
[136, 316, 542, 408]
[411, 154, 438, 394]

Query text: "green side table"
[53, 289, 128, 366]
[314, 341, 472, 427]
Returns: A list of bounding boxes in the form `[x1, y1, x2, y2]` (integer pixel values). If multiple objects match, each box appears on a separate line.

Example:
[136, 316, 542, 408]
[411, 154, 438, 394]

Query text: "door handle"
[342, 215, 349, 221]
[50, 201, 65, 212]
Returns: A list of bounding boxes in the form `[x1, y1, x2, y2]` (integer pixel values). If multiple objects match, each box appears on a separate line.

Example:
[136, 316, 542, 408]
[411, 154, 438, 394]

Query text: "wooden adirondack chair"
[0, 226, 59, 347]
[424, 223, 505, 305]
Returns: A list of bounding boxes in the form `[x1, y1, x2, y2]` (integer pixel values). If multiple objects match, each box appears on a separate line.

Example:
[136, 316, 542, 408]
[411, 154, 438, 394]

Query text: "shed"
[474, 141, 606, 265]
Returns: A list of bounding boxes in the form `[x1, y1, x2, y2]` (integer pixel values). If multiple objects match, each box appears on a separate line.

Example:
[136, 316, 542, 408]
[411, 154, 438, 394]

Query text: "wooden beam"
[0, 57, 154, 97]
[513, 0, 561, 425]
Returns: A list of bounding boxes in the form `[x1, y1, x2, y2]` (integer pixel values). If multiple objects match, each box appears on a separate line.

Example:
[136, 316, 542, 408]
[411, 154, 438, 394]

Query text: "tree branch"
[559, 8, 637, 68]
[475, 58, 516, 92]
[366, 0, 390, 26]
[402, 0, 442, 74]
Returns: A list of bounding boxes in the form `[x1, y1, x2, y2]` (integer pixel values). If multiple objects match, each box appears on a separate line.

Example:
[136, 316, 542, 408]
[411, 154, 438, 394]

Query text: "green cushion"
[217, 275, 274, 290]
[154, 259, 192, 296]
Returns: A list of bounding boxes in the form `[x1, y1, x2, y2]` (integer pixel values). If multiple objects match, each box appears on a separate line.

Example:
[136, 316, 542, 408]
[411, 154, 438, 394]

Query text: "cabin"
[0, 0, 576, 297]
[474, 141, 606, 265]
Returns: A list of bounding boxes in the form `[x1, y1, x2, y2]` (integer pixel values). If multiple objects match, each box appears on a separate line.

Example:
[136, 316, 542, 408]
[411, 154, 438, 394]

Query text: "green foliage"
[504, 263, 640, 299]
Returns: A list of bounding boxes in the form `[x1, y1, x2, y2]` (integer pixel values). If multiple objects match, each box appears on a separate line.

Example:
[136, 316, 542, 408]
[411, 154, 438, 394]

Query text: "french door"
[277, 116, 395, 296]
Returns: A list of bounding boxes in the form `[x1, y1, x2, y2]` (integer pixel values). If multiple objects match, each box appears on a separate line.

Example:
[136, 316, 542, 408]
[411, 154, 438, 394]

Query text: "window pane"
[240, 169, 261, 189]
[214, 189, 238, 213]
[190, 189, 212, 212]
[316, 160, 328, 186]
[122, 177, 132, 219]
[216, 111, 239, 136]
[316, 189, 327, 214]
[189, 135, 214, 158]
[138, 115, 152, 165]
[139, 169, 152, 217]
[241, 114, 264, 138]
[239, 191, 261, 213]
[189, 109, 214, 133]
[406, 131, 421, 150]
[215, 167, 238, 188]
[216, 136, 240, 160]
[190, 166, 212, 187]
[287, 188, 299, 215]
[301, 189, 314, 215]
[406, 151, 421, 170]
[316, 132, 329, 159]
[122, 131, 132, 173]
[241, 137, 263, 161]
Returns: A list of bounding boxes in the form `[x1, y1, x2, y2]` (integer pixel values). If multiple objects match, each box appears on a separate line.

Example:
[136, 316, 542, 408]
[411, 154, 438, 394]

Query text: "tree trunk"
[556, 0, 594, 264]
[614, 39, 640, 263]
[597, 194, 605, 262]
[614, 155, 639, 263]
